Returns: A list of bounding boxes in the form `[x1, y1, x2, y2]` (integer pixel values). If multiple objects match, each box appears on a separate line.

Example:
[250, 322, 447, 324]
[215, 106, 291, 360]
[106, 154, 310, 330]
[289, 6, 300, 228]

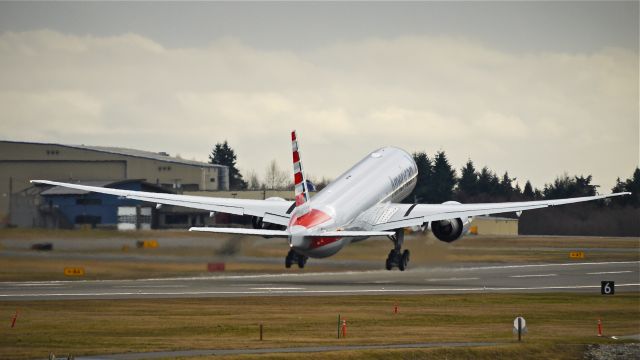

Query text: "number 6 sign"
[601, 281, 615, 295]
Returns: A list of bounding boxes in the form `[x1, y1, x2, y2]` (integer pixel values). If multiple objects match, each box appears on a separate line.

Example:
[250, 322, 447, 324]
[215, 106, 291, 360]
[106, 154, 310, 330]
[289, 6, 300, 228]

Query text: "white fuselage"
[288, 147, 417, 258]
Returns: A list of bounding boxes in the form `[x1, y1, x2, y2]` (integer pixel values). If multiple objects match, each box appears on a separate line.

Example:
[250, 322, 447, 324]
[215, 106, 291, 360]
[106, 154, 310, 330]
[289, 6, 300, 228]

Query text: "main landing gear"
[285, 249, 308, 269]
[385, 229, 410, 271]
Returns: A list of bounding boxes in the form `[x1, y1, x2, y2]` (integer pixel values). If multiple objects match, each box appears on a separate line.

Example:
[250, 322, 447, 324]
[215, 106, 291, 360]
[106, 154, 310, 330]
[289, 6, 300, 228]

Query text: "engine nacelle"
[430, 201, 472, 243]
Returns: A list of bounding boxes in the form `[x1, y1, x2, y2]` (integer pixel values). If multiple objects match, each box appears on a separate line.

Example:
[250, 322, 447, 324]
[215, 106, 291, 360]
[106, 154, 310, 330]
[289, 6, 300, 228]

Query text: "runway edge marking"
[2, 283, 640, 298]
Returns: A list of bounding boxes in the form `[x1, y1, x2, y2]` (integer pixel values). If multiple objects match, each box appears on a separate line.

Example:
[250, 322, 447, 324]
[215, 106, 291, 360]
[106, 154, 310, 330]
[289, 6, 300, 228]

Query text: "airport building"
[469, 216, 519, 236]
[1, 140, 229, 227]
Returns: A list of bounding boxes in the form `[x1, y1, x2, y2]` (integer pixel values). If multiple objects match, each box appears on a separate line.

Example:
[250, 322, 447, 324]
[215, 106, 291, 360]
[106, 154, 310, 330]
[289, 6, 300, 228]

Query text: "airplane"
[31, 131, 630, 271]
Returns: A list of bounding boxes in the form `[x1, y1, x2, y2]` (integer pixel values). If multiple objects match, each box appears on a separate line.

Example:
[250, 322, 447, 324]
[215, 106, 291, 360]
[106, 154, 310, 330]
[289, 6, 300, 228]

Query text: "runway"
[1, 260, 638, 300]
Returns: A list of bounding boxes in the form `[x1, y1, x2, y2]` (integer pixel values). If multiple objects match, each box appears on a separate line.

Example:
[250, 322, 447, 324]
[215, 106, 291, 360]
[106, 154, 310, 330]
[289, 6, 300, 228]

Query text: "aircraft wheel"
[297, 256, 307, 269]
[285, 253, 293, 268]
[403, 249, 410, 263]
[385, 257, 393, 270]
[399, 250, 410, 271]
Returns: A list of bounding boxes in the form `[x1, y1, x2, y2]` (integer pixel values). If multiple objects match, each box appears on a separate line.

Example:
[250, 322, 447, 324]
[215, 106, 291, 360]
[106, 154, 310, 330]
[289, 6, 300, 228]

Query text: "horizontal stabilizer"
[189, 227, 289, 237]
[307, 230, 395, 237]
[188, 227, 394, 238]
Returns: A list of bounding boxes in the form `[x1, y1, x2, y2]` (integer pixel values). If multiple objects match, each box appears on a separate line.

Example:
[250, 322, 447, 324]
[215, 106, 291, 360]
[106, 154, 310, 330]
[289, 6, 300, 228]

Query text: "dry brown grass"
[1, 230, 637, 282]
[0, 257, 303, 281]
[324, 233, 639, 264]
[0, 257, 207, 281]
[0, 293, 638, 359]
[0, 228, 214, 240]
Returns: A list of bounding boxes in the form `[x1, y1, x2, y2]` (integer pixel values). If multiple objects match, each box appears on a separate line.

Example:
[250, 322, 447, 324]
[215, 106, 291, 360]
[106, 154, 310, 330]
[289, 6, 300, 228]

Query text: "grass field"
[1, 230, 638, 359]
[0, 293, 638, 359]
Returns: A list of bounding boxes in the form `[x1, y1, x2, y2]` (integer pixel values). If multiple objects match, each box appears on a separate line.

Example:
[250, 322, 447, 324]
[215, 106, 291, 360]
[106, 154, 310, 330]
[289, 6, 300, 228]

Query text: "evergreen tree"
[477, 167, 496, 195]
[534, 188, 543, 199]
[456, 159, 478, 201]
[209, 141, 247, 190]
[611, 167, 640, 207]
[430, 151, 457, 203]
[523, 180, 535, 200]
[543, 174, 596, 199]
[489, 172, 501, 196]
[405, 152, 432, 203]
[514, 183, 522, 198]
[499, 171, 515, 200]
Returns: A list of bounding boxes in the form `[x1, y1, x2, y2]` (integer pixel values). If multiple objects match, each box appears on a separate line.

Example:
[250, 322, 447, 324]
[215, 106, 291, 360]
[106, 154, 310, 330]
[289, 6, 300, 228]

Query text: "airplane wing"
[30, 180, 294, 226]
[370, 192, 632, 231]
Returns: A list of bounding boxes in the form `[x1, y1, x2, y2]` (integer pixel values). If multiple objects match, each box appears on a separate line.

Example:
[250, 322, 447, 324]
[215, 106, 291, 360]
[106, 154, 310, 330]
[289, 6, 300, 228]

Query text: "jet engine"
[430, 201, 472, 243]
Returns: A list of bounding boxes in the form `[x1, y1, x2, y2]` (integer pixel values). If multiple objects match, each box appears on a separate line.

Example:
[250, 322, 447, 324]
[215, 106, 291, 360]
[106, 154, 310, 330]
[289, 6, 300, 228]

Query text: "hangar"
[1, 140, 229, 227]
[469, 216, 519, 236]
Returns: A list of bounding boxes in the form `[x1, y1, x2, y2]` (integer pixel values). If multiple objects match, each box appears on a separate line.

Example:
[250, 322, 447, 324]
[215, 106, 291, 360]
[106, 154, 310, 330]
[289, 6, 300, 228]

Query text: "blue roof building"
[39, 179, 172, 229]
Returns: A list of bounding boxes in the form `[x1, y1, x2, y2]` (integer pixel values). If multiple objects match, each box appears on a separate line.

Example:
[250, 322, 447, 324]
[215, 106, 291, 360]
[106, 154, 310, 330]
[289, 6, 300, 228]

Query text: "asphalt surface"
[2, 260, 638, 301]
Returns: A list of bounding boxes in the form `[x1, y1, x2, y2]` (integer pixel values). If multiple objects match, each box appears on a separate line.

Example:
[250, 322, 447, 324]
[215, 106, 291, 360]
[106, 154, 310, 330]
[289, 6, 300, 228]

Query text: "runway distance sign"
[601, 281, 615, 295]
[64, 267, 85, 276]
[137, 240, 158, 248]
[512, 316, 527, 341]
[513, 316, 526, 330]
[569, 251, 585, 259]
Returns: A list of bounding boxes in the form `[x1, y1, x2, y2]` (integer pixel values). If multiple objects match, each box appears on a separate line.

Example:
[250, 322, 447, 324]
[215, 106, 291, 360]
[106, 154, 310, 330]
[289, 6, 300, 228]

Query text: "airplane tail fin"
[291, 130, 311, 211]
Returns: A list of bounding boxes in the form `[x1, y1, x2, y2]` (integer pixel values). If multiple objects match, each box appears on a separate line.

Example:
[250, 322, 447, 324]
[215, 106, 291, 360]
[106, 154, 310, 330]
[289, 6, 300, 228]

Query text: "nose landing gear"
[385, 229, 410, 271]
[285, 249, 308, 269]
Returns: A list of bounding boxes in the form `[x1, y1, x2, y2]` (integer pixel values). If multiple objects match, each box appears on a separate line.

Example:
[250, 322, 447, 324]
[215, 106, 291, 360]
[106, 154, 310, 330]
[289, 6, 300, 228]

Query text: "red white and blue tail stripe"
[291, 130, 310, 209]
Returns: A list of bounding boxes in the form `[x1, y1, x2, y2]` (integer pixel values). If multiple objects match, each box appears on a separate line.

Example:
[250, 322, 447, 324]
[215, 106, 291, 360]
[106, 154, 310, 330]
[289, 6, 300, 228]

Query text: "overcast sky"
[0, 1, 638, 192]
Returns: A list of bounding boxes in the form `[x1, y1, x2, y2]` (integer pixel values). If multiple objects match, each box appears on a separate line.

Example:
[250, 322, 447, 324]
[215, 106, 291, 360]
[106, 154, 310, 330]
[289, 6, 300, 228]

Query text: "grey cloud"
[0, 30, 637, 191]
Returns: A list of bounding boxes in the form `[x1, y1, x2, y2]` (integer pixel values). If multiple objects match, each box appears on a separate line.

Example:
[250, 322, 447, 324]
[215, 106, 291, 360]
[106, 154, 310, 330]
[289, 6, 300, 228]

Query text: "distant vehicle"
[32, 131, 630, 270]
[31, 243, 53, 251]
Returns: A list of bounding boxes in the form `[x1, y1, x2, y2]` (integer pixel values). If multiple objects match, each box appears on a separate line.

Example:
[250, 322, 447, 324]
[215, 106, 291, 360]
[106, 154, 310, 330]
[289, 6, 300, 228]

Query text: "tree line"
[405, 151, 639, 208]
[209, 141, 639, 236]
[404, 150, 638, 236]
[209, 141, 638, 206]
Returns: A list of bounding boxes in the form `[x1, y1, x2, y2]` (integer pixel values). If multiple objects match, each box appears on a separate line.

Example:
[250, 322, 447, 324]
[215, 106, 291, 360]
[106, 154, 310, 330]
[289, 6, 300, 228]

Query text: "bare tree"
[264, 159, 289, 190]
[244, 169, 261, 190]
[307, 175, 332, 192]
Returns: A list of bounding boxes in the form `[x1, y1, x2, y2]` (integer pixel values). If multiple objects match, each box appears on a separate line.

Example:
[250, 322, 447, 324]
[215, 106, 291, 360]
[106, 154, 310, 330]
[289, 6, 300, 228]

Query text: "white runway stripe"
[510, 274, 557, 278]
[115, 285, 188, 288]
[250, 287, 306, 290]
[0, 261, 637, 286]
[586, 271, 633, 275]
[3, 283, 639, 298]
[427, 277, 479, 282]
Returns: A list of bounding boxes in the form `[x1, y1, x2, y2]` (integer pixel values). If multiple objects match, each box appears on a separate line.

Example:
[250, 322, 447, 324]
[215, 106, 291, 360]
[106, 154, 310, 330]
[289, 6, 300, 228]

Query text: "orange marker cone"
[341, 319, 347, 338]
[597, 319, 602, 337]
[10, 309, 18, 328]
